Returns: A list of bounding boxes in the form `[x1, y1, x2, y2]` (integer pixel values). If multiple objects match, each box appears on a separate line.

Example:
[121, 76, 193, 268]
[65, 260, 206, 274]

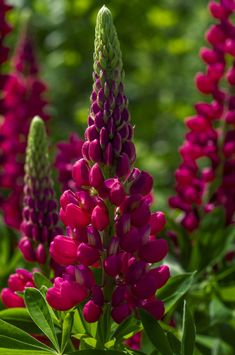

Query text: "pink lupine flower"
[0, 20, 49, 229]
[1, 269, 34, 308]
[47, 6, 169, 324]
[169, 0, 235, 230]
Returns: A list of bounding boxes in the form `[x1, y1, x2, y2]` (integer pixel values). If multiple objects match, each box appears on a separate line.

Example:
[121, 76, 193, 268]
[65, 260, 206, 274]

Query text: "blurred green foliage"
[7, 0, 211, 210]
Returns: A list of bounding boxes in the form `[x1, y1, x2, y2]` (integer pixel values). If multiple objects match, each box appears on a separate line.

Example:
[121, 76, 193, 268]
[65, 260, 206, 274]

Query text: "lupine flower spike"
[169, 0, 235, 231]
[19, 116, 61, 267]
[0, 17, 49, 229]
[47, 6, 170, 325]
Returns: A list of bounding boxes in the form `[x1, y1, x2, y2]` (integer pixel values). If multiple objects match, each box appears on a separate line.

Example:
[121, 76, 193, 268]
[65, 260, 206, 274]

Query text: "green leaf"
[181, 301, 195, 355]
[220, 285, 235, 302]
[139, 309, 173, 355]
[61, 312, 73, 353]
[158, 272, 195, 313]
[167, 332, 181, 355]
[68, 351, 125, 354]
[24, 288, 59, 352]
[0, 350, 53, 355]
[0, 319, 53, 352]
[209, 297, 232, 326]
[0, 308, 40, 333]
[33, 272, 53, 289]
[112, 315, 142, 343]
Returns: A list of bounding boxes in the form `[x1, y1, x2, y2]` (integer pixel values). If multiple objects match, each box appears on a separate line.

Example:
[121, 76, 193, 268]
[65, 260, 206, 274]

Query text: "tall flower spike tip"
[84, 5, 135, 177]
[19, 116, 61, 266]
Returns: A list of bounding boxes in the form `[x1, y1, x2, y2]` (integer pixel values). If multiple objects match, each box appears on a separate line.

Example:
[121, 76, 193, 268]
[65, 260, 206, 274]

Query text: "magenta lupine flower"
[46, 6, 169, 324]
[169, 0, 235, 231]
[124, 332, 142, 350]
[1, 268, 34, 308]
[19, 117, 62, 265]
[55, 133, 84, 191]
[0, 20, 49, 229]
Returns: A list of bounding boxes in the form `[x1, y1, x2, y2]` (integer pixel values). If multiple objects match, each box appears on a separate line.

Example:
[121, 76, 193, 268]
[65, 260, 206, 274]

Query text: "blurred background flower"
[6, 0, 210, 211]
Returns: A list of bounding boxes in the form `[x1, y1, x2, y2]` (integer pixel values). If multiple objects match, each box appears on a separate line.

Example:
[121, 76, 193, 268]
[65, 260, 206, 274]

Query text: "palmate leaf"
[0, 350, 53, 355]
[24, 288, 60, 353]
[0, 307, 40, 333]
[0, 318, 53, 353]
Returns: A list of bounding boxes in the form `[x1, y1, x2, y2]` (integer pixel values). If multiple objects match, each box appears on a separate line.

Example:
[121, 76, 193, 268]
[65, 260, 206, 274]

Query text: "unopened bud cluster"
[19, 117, 61, 264]
[169, 0, 235, 231]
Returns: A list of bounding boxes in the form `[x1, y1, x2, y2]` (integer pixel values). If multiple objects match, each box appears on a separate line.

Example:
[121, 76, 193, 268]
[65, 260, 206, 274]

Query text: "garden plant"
[0, 1, 235, 355]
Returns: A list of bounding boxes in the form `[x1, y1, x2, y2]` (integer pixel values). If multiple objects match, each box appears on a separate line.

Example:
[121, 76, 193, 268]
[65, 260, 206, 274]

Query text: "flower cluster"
[1, 269, 34, 308]
[55, 133, 83, 191]
[169, 0, 235, 231]
[0, 21, 49, 229]
[19, 117, 61, 265]
[0, 0, 12, 114]
[46, 6, 169, 324]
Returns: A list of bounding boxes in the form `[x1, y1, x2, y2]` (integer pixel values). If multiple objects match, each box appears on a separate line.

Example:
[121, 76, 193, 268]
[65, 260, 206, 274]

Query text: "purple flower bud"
[50, 235, 77, 265]
[82, 141, 90, 160]
[125, 260, 147, 285]
[91, 285, 104, 306]
[104, 143, 114, 166]
[139, 239, 168, 263]
[150, 212, 166, 235]
[89, 163, 104, 189]
[122, 141, 136, 163]
[181, 212, 199, 231]
[112, 133, 122, 155]
[100, 127, 109, 148]
[120, 226, 141, 253]
[116, 214, 131, 236]
[112, 285, 127, 306]
[72, 158, 90, 187]
[77, 243, 100, 266]
[141, 298, 164, 320]
[112, 303, 132, 323]
[36, 243, 47, 264]
[63, 203, 91, 228]
[109, 180, 126, 206]
[94, 111, 104, 129]
[104, 254, 122, 277]
[89, 139, 103, 162]
[91, 205, 109, 231]
[129, 170, 153, 196]
[116, 153, 130, 177]
[18, 237, 36, 262]
[86, 125, 99, 141]
[130, 201, 151, 228]
[1, 288, 25, 308]
[83, 300, 102, 323]
[148, 265, 170, 289]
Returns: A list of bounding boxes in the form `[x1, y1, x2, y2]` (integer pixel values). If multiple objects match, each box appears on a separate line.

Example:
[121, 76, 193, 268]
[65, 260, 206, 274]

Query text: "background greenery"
[7, 0, 211, 210]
